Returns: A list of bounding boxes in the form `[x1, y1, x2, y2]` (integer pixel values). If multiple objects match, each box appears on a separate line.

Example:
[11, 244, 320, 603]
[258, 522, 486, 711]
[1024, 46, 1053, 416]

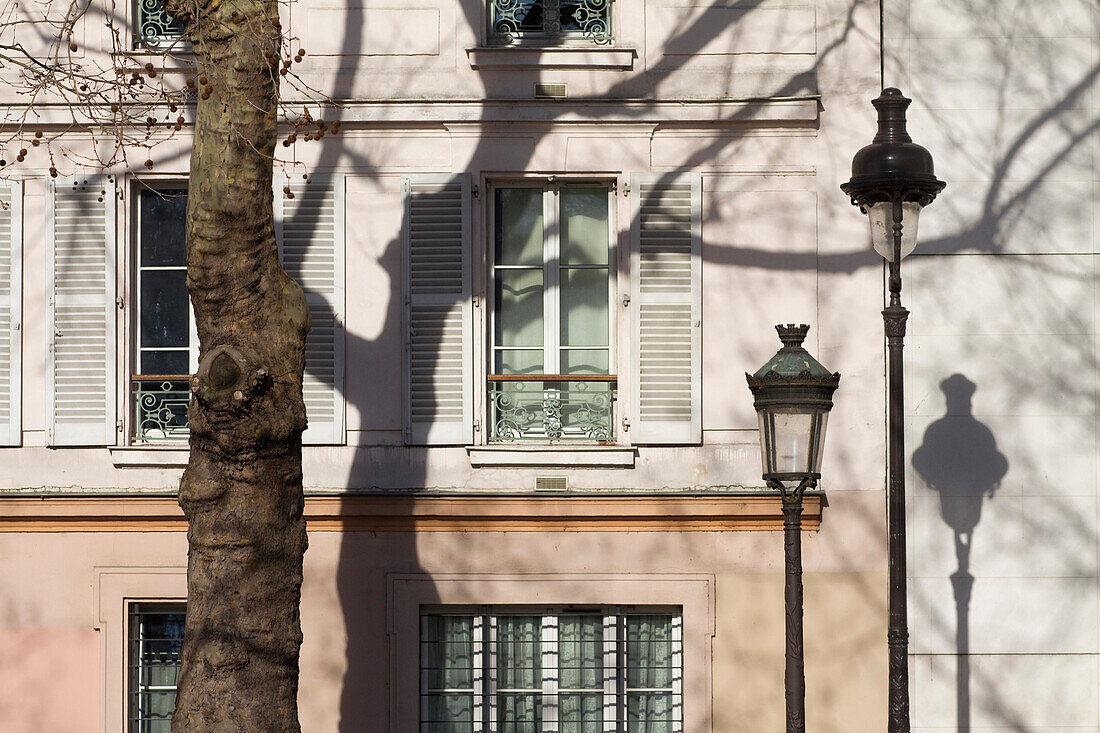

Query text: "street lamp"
[841, 87, 945, 733]
[746, 324, 839, 733]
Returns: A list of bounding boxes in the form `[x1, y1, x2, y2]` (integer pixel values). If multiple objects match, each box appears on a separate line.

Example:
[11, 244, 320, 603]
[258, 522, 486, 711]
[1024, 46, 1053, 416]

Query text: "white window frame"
[124, 179, 194, 445]
[420, 606, 683, 733]
[485, 179, 618, 444]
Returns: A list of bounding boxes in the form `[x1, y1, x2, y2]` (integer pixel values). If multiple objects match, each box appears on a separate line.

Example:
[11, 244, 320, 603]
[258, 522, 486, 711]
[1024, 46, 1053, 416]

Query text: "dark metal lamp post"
[841, 87, 945, 733]
[746, 324, 840, 733]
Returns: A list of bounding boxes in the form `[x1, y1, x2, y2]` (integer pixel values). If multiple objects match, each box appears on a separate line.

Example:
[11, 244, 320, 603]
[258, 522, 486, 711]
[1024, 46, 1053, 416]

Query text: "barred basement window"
[134, 0, 186, 50]
[489, 1, 613, 45]
[129, 602, 186, 733]
[421, 608, 682, 732]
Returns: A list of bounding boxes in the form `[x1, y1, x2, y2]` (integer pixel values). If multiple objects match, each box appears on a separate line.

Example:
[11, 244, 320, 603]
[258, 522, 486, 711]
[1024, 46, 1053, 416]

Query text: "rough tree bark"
[160, 0, 310, 729]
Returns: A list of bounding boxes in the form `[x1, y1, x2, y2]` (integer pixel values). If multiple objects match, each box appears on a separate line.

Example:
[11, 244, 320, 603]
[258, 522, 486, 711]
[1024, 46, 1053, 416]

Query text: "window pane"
[492, 0, 544, 35]
[559, 615, 602, 689]
[626, 615, 673, 689]
[627, 693, 674, 733]
[495, 189, 544, 266]
[560, 349, 609, 375]
[139, 190, 187, 267]
[497, 693, 542, 733]
[560, 693, 603, 733]
[560, 268, 608, 348]
[560, 188, 608, 266]
[422, 616, 474, 690]
[495, 269, 543, 347]
[140, 270, 189, 348]
[425, 694, 474, 733]
[496, 616, 541, 689]
[140, 350, 189, 376]
[495, 349, 544, 375]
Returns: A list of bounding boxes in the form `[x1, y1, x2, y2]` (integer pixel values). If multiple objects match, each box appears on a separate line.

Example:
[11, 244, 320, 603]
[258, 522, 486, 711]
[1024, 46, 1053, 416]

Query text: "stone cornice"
[0, 494, 823, 532]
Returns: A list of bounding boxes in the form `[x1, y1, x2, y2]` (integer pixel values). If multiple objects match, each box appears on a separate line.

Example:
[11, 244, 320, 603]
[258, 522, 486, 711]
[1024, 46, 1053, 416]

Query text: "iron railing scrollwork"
[131, 375, 190, 443]
[135, 0, 186, 50]
[490, 0, 612, 45]
[488, 374, 616, 442]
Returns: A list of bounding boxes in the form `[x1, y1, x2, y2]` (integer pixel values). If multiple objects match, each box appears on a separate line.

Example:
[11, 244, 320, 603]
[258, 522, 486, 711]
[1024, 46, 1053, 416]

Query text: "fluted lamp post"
[841, 87, 945, 733]
[746, 324, 840, 733]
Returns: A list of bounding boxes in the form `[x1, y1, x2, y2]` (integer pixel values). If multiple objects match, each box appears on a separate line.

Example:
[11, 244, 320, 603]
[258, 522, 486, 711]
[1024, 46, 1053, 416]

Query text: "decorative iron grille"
[135, 0, 186, 50]
[132, 375, 190, 443]
[488, 375, 615, 442]
[490, 0, 612, 45]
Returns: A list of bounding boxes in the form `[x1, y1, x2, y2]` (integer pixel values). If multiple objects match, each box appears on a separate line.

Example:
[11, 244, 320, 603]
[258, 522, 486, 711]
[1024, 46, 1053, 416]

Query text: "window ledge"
[468, 445, 636, 468]
[109, 446, 189, 468]
[467, 46, 636, 70]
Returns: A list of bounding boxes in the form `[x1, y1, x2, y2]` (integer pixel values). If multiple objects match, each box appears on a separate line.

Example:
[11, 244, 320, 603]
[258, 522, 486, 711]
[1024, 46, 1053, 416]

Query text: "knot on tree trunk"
[192, 345, 271, 408]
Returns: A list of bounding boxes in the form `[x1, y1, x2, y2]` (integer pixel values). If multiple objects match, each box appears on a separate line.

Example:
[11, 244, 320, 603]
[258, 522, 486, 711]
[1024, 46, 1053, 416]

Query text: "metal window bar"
[489, 0, 613, 45]
[131, 374, 191, 443]
[487, 374, 616, 443]
[128, 602, 185, 733]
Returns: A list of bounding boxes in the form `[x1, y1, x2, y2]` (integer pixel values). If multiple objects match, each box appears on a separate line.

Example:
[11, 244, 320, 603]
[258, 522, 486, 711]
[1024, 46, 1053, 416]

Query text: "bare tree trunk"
[163, 1, 310, 730]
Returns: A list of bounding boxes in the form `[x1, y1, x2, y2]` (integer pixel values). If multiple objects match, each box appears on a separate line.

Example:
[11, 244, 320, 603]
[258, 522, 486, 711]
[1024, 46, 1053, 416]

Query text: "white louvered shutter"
[47, 175, 116, 446]
[278, 176, 346, 445]
[403, 175, 472, 445]
[629, 174, 702, 444]
[0, 181, 21, 445]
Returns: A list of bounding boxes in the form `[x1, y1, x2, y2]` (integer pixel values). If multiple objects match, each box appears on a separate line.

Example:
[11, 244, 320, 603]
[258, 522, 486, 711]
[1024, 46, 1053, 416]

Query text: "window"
[489, 185, 615, 443]
[489, 0, 612, 45]
[129, 602, 185, 733]
[42, 174, 344, 447]
[131, 187, 192, 443]
[134, 0, 186, 50]
[401, 173, 701, 448]
[421, 608, 682, 733]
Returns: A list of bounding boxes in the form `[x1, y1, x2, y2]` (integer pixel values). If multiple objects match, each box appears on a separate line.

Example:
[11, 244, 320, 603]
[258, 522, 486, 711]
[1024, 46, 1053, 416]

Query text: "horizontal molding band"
[0, 97, 820, 127]
[0, 494, 822, 532]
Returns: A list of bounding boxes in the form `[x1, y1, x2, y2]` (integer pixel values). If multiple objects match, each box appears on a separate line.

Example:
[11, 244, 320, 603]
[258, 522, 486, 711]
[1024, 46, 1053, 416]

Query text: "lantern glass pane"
[810, 410, 829, 474]
[867, 202, 921, 261]
[763, 408, 815, 476]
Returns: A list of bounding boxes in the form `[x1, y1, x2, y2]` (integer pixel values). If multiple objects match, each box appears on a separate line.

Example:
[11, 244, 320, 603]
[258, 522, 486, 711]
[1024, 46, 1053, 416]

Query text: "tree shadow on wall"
[911, 374, 1008, 733]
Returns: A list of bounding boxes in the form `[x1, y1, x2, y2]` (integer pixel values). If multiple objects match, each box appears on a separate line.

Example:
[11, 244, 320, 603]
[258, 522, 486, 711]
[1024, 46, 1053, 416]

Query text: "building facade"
[6, 1, 1084, 732]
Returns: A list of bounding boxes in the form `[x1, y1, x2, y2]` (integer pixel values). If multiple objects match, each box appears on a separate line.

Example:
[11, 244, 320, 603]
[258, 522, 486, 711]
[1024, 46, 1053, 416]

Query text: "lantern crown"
[747, 324, 840, 396]
[841, 87, 945, 211]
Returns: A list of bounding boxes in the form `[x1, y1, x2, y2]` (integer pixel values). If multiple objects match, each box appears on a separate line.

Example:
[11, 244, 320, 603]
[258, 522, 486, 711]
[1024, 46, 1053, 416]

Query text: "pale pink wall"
[0, 628, 99, 732]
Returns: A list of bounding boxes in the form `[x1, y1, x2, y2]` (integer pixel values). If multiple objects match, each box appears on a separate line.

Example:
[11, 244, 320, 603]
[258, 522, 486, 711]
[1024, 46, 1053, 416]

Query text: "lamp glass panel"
[867, 201, 921, 261]
[811, 410, 829, 474]
[760, 407, 815, 476]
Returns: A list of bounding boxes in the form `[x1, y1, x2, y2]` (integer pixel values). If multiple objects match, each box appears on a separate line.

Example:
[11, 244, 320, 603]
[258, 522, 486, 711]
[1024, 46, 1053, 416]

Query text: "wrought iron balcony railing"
[487, 374, 616, 443]
[131, 375, 190, 443]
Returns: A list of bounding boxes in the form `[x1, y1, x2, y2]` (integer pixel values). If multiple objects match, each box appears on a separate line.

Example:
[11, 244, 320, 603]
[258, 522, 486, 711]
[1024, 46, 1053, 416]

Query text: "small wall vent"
[535, 476, 568, 492]
[534, 82, 567, 99]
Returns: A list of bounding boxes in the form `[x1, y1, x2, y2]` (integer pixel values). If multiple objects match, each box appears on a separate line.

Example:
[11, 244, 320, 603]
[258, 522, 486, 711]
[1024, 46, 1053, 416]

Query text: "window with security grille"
[129, 602, 186, 733]
[420, 608, 682, 732]
[489, 1, 612, 45]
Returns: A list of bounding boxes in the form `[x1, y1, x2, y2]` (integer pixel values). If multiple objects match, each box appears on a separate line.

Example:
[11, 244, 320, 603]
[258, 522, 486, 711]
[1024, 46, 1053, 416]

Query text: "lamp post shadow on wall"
[842, 87, 946, 733]
[912, 374, 1008, 733]
[746, 324, 840, 733]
